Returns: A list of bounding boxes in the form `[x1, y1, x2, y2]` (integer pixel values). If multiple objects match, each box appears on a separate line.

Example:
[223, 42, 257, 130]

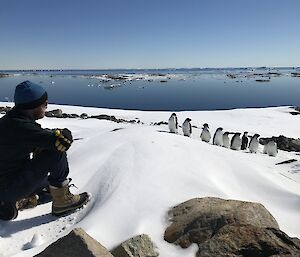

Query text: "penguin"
[263, 142, 268, 154]
[249, 134, 260, 153]
[230, 132, 242, 150]
[241, 132, 248, 150]
[222, 132, 230, 148]
[267, 140, 278, 157]
[213, 127, 223, 146]
[200, 123, 211, 143]
[168, 113, 178, 133]
[182, 118, 192, 137]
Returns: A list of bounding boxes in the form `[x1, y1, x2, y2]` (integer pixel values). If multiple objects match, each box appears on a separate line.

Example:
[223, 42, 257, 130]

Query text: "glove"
[54, 128, 73, 152]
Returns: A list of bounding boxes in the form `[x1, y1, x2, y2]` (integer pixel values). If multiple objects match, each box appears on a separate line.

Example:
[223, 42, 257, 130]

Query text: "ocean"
[0, 67, 299, 111]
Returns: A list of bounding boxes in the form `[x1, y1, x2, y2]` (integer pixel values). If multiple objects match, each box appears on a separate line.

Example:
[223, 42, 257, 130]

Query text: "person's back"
[0, 80, 89, 220]
[0, 108, 55, 185]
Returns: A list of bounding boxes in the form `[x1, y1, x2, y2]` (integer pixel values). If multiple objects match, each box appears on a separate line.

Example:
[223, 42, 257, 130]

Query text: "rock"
[260, 135, 300, 152]
[291, 72, 300, 77]
[151, 121, 168, 126]
[197, 224, 300, 257]
[164, 197, 279, 247]
[255, 79, 270, 82]
[0, 73, 10, 78]
[35, 228, 113, 257]
[45, 109, 63, 118]
[69, 113, 80, 118]
[80, 113, 89, 119]
[0, 106, 12, 114]
[164, 197, 300, 256]
[112, 234, 158, 257]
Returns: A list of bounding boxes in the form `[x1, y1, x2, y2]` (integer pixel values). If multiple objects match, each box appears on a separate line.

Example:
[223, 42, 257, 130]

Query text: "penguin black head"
[223, 131, 229, 135]
[185, 118, 191, 122]
[243, 131, 248, 135]
[254, 133, 260, 138]
[217, 127, 223, 131]
[203, 123, 209, 128]
[171, 113, 176, 117]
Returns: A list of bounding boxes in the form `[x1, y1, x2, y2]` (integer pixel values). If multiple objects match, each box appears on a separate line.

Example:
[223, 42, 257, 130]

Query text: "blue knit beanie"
[14, 80, 48, 109]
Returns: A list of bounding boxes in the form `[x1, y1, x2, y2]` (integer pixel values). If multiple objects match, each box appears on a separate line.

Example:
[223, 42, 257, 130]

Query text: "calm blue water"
[0, 68, 299, 111]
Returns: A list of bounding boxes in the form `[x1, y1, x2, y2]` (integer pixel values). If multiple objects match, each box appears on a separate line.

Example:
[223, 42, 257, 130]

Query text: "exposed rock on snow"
[35, 228, 113, 257]
[112, 234, 158, 257]
[45, 109, 63, 118]
[260, 136, 300, 152]
[164, 197, 300, 256]
[197, 225, 300, 256]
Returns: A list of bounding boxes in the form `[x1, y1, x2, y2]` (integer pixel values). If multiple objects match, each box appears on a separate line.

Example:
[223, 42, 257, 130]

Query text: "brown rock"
[164, 197, 279, 247]
[197, 225, 300, 257]
[164, 197, 300, 257]
[35, 228, 113, 257]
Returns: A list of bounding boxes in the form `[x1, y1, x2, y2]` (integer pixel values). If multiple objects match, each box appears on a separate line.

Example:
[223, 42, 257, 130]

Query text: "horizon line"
[1, 66, 299, 72]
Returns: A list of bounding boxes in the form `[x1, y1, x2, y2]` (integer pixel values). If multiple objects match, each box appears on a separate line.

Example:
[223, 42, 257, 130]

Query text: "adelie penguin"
[222, 132, 230, 148]
[213, 127, 223, 146]
[168, 113, 178, 134]
[241, 132, 248, 150]
[230, 132, 242, 150]
[266, 140, 278, 157]
[200, 123, 211, 142]
[249, 134, 260, 153]
[182, 118, 192, 137]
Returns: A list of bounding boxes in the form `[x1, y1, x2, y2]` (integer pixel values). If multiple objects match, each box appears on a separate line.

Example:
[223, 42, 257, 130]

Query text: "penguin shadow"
[157, 130, 184, 137]
[0, 213, 56, 237]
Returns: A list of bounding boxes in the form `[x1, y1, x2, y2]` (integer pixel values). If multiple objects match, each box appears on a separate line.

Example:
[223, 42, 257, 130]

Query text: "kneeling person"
[0, 81, 89, 220]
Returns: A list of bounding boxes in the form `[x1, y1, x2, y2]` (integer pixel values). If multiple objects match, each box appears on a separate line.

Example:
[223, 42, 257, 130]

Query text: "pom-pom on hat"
[14, 80, 48, 109]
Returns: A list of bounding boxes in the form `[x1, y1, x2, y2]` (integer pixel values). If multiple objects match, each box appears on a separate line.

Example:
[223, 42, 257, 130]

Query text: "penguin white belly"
[214, 132, 223, 146]
[168, 118, 177, 133]
[263, 143, 268, 154]
[182, 122, 191, 137]
[249, 140, 259, 153]
[267, 141, 278, 157]
[222, 136, 230, 148]
[231, 137, 241, 150]
[200, 129, 211, 142]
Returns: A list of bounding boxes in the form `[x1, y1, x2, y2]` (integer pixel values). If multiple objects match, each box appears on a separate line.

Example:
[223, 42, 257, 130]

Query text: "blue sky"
[0, 0, 299, 69]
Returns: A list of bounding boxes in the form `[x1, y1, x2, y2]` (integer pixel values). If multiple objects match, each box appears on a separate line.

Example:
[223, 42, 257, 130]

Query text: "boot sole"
[52, 193, 90, 216]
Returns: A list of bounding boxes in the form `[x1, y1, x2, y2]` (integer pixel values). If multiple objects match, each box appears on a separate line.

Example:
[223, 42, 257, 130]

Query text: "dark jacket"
[0, 108, 57, 187]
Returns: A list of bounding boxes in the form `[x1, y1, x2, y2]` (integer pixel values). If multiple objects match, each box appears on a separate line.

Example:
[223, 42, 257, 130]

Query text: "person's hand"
[54, 128, 73, 151]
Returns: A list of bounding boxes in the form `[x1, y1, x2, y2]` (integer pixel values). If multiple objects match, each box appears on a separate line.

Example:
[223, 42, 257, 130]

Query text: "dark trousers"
[0, 150, 69, 203]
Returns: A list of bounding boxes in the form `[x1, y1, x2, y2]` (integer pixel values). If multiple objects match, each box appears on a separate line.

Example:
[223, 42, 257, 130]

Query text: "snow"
[0, 103, 300, 257]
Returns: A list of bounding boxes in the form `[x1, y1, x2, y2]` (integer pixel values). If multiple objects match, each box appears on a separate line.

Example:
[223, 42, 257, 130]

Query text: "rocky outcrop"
[0, 73, 10, 78]
[35, 228, 113, 257]
[260, 135, 300, 152]
[45, 109, 63, 118]
[90, 114, 140, 124]
[196, 224, 300, 257]
[0, 105, 142, 124]
[112, 234, 158, 257]
[164, 197, 300, 256]
[290, 106, 300, 115]
[0, 106, 12, 114]
[291, 72, 300, 77]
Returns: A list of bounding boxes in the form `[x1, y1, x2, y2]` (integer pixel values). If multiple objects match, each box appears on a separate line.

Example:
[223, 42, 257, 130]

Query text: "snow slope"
[0, 103, 299, 257]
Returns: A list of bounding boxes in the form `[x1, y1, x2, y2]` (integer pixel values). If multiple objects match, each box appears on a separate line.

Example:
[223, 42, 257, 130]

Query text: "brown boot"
[49, 180, 89, 216]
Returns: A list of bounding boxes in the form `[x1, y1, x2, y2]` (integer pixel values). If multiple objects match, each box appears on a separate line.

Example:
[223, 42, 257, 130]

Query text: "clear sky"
[0, 0, 299, 69]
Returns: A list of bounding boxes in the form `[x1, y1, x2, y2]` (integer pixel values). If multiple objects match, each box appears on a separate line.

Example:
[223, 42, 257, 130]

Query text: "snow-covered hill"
[0, 103, 299, 257]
